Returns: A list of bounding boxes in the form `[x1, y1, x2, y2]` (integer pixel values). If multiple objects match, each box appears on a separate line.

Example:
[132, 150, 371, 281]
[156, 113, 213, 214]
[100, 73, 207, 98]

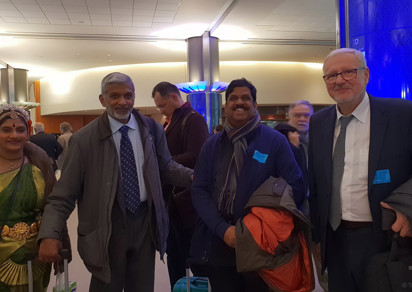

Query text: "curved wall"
[40, 61, 332, 115]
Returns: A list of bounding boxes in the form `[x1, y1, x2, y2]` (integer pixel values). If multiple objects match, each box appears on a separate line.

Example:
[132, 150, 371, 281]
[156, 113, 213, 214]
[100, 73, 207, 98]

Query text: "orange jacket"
[236, 177, 314, 292]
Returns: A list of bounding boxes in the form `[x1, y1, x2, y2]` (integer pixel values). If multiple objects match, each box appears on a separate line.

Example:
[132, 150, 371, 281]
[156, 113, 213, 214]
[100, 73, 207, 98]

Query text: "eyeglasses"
[323, 67, 365, 84]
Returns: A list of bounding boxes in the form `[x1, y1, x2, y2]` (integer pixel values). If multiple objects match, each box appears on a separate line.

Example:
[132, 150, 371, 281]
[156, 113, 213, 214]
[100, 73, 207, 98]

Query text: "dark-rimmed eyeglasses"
[323, 67, 365, 84]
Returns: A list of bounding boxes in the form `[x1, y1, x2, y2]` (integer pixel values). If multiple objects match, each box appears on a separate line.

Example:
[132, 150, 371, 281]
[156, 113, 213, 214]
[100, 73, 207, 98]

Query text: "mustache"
[233, 105, 249, 110]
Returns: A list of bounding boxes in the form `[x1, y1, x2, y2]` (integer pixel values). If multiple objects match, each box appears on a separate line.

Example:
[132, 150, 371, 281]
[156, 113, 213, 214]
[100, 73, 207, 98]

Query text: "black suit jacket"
[308, 95, 412, 269]
[29, 131, 63, 169]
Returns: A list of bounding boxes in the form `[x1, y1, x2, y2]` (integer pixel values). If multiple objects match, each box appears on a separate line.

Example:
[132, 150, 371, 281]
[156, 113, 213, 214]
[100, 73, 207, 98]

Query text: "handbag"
[365, 233, 412, 292]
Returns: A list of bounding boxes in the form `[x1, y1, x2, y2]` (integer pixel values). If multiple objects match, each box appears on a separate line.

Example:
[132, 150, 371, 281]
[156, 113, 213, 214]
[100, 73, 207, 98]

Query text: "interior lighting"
[152, 23, 208, 39]
[176, 81, 207, 93]
[176, 81, 228, 93]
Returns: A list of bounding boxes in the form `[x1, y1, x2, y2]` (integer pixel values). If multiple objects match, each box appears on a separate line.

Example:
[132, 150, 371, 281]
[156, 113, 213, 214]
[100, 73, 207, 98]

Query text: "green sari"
[0, 164, 51, 292]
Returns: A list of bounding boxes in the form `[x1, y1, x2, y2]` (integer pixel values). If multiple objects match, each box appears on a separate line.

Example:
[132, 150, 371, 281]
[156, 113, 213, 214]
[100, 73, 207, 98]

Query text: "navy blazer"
[308, 95, 412, 269]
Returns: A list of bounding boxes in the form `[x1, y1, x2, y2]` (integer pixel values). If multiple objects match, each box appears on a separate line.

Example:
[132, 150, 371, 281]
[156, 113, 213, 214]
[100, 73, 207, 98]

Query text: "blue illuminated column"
[184, 32, 223, 132]
[339, 0, 412, 100]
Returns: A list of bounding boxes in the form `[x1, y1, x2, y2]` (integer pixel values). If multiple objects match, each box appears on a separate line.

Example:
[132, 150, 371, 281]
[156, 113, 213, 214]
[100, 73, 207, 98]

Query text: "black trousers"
[326, 224, 380, 292]
[166, 219, 195, 289]
[89, 202, 155, 292]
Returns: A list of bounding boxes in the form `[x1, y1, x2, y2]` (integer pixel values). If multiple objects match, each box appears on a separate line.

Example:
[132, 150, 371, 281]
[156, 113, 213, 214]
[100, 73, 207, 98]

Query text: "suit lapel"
[322, 107, 336, 196]
[368, 96, 388, 192]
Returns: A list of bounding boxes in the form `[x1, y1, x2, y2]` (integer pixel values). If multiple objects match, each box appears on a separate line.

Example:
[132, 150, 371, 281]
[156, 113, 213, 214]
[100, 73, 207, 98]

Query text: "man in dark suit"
[29, 122, 62, 170]
[152, 81, 209, 288]
[309, 48, 412, 292]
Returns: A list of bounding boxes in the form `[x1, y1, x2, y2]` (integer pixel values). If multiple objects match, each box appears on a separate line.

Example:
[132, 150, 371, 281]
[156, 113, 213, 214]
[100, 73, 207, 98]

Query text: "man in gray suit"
[309, 48, 412, 292]
[38, 72, 193, 291]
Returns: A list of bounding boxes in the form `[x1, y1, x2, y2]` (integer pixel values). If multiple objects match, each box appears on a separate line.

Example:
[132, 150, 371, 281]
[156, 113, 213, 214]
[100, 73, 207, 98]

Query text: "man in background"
[287, 100, 313, 160]
[278, 100, 328, 291]
[56, 122, 73, 169]
[152, 81, 209, 288]
[29, 121, 62, 171]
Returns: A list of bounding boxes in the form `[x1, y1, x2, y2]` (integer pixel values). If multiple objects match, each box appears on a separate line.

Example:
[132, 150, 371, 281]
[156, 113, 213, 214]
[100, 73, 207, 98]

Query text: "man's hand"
[381, 202, 412, 237]
[223, 226, 236, 248]
[38, 238, 62, 263]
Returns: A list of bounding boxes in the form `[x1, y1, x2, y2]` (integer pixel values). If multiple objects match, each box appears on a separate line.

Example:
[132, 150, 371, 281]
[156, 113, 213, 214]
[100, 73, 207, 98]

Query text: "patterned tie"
[329, 115, 353, 230]
[119, 125, 140, 213]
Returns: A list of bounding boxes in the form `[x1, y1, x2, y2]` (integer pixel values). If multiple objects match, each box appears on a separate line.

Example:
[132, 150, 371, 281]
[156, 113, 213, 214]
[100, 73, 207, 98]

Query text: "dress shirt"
[334, 93, 372, 222]
[108, 114, 147, 202]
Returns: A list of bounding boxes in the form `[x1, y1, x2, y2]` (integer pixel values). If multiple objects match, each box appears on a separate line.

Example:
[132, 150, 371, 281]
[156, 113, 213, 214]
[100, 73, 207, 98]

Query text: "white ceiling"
[0, 0, 337, 84]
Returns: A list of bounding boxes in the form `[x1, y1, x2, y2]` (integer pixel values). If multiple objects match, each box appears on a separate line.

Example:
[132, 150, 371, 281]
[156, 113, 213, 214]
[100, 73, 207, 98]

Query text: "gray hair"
[288, 100, 314, 114]
[60, 122, 73, 133]
[323, 48, 367, 73]
[101, 72, 135, 95]
[33, 122, 44, 133]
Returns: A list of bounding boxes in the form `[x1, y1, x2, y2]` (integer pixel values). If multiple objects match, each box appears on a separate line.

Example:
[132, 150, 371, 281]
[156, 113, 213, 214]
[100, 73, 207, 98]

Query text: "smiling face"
[225, 86, 257, 128]
[0, 117, 29, 154]
[99, 82, 135, 124]
[323, 52, 369, 114]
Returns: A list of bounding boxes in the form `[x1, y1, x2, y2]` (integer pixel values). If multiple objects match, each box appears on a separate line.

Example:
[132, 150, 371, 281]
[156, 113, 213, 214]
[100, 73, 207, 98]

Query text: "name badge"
[253, 150, 268, 164]
[373, 169, 391, 184]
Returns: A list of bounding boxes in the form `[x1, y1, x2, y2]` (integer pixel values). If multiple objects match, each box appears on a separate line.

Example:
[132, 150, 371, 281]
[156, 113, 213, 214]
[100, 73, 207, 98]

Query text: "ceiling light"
[152, 40, 186, 52]
[152, 23, 208, 39]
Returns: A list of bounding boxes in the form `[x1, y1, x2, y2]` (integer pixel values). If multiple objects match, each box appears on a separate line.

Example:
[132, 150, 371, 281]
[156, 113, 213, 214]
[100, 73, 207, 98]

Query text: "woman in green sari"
[0, 105, 62, 292]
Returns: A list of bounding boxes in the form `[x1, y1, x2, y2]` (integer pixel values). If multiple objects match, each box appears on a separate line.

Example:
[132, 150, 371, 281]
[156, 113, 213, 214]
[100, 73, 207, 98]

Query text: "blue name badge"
[253, 150, 268, 164]
[373, 169, 391, 184]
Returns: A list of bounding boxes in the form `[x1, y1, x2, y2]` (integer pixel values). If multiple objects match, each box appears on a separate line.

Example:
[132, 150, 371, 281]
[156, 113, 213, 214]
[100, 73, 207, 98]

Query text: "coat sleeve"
[308, 120, 320, 243]
[271, 134, 305, 209]
[173, 113, 209, 169]
[150, 118, 193, 188]
[191, 139, 231, 240]
[38, 135, 83, 242]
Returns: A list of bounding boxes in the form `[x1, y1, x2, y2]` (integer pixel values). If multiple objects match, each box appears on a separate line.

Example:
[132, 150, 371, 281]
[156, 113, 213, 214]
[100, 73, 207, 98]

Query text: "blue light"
[211, 82, 229, 92]
[175, 81, 207, 93]
[175, 81, 228, 93]
[347, 0, 412, 100]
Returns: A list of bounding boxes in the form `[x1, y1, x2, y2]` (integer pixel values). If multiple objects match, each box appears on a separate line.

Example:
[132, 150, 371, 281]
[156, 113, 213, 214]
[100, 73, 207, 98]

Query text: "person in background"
[274, 119, 328, 292]
[287, 100, 313, 162]
[56, 122, 73, 170]
[0, 105, 70, 292]
[309, 48, 412, 292]
[213, 123, 224, 134]
[190, 78, 305, 292]
[29, 122, 62, 171]
[37, 72, 193, 292]
[152, 81, 209, 289]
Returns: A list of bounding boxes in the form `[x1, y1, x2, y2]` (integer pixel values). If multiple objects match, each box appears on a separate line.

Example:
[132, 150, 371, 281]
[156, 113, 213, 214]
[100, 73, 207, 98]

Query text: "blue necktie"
[119, 125, 140, 213]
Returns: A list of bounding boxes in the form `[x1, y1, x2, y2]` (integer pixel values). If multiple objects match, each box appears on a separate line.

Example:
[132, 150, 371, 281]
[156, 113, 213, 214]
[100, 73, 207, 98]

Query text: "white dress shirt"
[108, 114, 147, 202]
[334, 93, 372, 222]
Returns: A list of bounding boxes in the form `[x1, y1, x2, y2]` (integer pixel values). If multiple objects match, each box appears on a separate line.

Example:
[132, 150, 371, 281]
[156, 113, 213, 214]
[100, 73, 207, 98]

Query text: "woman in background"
[0, 105, 68, 292]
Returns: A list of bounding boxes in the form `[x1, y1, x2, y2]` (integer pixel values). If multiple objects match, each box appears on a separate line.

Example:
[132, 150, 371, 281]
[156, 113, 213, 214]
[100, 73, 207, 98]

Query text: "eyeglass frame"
[322, 67, 366, 84]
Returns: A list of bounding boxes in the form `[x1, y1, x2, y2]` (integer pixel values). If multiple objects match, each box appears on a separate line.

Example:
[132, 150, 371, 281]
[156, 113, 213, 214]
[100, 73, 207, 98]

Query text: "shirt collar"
[335, 92, 369, 123]
[107, 113, 138, 134]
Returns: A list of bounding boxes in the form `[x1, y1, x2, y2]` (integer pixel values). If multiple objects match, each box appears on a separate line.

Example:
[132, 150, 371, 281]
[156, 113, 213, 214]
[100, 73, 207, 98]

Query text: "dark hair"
[225, 78, 257, 102]
[151, 81, 181, 98]
[274, 123, 298, 137]
[214, 123, 224, 132]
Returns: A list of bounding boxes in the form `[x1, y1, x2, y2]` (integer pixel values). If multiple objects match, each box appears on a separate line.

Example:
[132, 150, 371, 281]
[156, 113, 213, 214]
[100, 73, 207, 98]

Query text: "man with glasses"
[152, 81, 209, 288]
[309, 48, 412, 291]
